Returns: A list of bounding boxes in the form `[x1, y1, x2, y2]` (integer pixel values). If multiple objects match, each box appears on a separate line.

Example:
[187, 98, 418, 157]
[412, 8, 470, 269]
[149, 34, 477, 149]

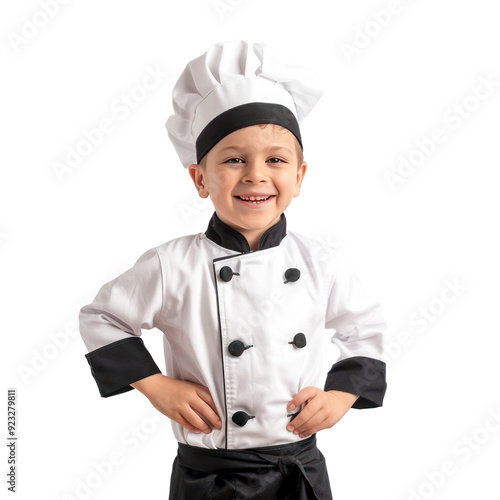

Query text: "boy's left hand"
[286, 388, 359, 438]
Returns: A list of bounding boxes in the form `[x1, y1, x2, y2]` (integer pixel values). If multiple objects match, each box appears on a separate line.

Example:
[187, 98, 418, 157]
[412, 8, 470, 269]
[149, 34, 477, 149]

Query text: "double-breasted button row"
[219, 266, 301, 284]
[228, 333, 307, 356]
[220, 264, 303, 427]
[232, 410, 300, 427]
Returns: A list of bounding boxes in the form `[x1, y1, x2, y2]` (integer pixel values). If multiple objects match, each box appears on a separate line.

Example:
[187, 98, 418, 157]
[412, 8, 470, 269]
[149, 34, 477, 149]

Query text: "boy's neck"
[241, 229, 265, 252]
[205, 211, 287, 253]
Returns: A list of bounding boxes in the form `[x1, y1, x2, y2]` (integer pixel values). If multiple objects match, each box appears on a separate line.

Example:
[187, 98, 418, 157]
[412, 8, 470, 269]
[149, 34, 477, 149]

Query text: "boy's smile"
[188, 123, 307, 251]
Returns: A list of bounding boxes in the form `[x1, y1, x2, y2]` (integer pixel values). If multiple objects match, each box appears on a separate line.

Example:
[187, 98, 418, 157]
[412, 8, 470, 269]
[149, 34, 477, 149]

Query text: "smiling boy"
[79, 40, 387, 499]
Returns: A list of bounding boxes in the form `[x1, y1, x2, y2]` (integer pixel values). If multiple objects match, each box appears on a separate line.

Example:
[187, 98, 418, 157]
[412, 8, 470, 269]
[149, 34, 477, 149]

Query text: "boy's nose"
[242, 161, 269, 182]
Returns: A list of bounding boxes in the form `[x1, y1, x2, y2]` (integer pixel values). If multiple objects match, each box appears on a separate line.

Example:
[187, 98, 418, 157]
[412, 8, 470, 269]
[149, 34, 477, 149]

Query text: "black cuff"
[324, 356, 387, 409]
[85, 337, 162, 398]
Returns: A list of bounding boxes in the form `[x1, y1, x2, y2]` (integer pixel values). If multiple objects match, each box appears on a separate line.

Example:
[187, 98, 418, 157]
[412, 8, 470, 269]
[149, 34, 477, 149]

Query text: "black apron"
[168, 434, 333, 500]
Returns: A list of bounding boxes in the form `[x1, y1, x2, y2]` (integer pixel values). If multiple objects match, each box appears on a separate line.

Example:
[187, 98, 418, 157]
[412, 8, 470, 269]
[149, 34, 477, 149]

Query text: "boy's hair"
[199, 124, 304, 169]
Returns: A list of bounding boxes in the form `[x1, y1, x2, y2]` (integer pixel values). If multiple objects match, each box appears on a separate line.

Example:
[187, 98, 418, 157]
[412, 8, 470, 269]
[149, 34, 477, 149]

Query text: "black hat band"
[195, 102, 302, 165]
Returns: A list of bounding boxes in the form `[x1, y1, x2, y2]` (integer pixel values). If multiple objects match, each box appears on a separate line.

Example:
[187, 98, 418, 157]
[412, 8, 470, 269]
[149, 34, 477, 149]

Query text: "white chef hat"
[165, 39, 324, 169]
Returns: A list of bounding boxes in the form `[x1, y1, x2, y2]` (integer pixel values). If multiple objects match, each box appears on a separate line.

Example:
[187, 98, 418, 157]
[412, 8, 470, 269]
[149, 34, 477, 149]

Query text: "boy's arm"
[79, 247, 163, 398]
[322, 251, 387, 409]
[80, 247, 222, 433]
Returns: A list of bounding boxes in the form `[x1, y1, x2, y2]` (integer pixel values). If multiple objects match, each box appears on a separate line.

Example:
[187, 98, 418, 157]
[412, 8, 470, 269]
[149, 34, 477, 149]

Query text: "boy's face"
[188, 124, 307, 247]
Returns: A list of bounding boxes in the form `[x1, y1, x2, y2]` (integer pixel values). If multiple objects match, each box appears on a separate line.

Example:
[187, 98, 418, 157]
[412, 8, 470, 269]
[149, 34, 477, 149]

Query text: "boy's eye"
[223, 157, 286, 164]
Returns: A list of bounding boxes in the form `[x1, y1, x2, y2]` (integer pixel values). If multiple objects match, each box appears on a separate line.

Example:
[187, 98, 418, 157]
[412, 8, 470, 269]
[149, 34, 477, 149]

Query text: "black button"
[288, 333, 307, 348]
[228, 340, 254, 357]
[232, 411, 255, 427]
[284, 268, 300, 283]
[219, 266, 240, 282]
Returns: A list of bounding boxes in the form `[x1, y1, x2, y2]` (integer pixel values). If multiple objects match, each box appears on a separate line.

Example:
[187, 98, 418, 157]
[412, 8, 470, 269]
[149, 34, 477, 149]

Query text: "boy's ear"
[188, 164, 209, 198]
[293, 161, 307, 197]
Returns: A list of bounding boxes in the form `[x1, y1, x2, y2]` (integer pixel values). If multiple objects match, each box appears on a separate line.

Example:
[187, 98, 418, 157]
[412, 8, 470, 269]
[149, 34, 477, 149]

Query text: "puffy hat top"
[166, 39, 324, 168]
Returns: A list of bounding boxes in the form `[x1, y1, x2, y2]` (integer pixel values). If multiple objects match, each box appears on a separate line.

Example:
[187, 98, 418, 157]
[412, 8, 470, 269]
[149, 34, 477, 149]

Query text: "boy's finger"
[286, 403, 316, 431]
[196, 387, 221, 417]
[177, 414, 203, 434]
[183, 408, 212, 434]
[290, 411, 325, 435]
[287, 387, 317, 412]
[297, 419, 328, 438]
[191, 398, 222, 429]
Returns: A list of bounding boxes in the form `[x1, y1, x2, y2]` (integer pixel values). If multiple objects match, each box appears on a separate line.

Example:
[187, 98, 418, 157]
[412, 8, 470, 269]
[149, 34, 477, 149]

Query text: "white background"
[2, 1, 500, 499]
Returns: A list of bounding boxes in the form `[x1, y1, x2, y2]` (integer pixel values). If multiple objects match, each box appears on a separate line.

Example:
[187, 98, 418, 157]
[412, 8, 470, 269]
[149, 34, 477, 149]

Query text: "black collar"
[205, 211, 287, 253]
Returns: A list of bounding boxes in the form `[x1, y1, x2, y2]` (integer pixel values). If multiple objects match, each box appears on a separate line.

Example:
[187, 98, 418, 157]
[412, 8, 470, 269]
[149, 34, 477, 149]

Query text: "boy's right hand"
[130, 374, 222, 434]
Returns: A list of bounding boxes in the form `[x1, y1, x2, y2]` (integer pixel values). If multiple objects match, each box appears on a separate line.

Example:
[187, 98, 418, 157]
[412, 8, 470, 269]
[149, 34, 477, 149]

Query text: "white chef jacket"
[79, 211, 387, 450]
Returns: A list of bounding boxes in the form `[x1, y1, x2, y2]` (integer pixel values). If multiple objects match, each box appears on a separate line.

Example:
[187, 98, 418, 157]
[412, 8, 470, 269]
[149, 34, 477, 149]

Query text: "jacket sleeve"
[323, 252, 387, 409]
[79, 247, 163, 398]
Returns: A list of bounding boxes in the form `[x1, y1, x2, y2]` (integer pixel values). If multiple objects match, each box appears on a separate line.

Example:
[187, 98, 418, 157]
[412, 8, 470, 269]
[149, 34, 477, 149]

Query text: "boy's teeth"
[239, 195, 270, 201]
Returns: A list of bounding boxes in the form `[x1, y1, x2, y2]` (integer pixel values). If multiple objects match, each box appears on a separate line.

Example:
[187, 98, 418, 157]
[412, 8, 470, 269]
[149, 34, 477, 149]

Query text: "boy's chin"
[235, 213, 282, 229]
[221, 211, 277, 227]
